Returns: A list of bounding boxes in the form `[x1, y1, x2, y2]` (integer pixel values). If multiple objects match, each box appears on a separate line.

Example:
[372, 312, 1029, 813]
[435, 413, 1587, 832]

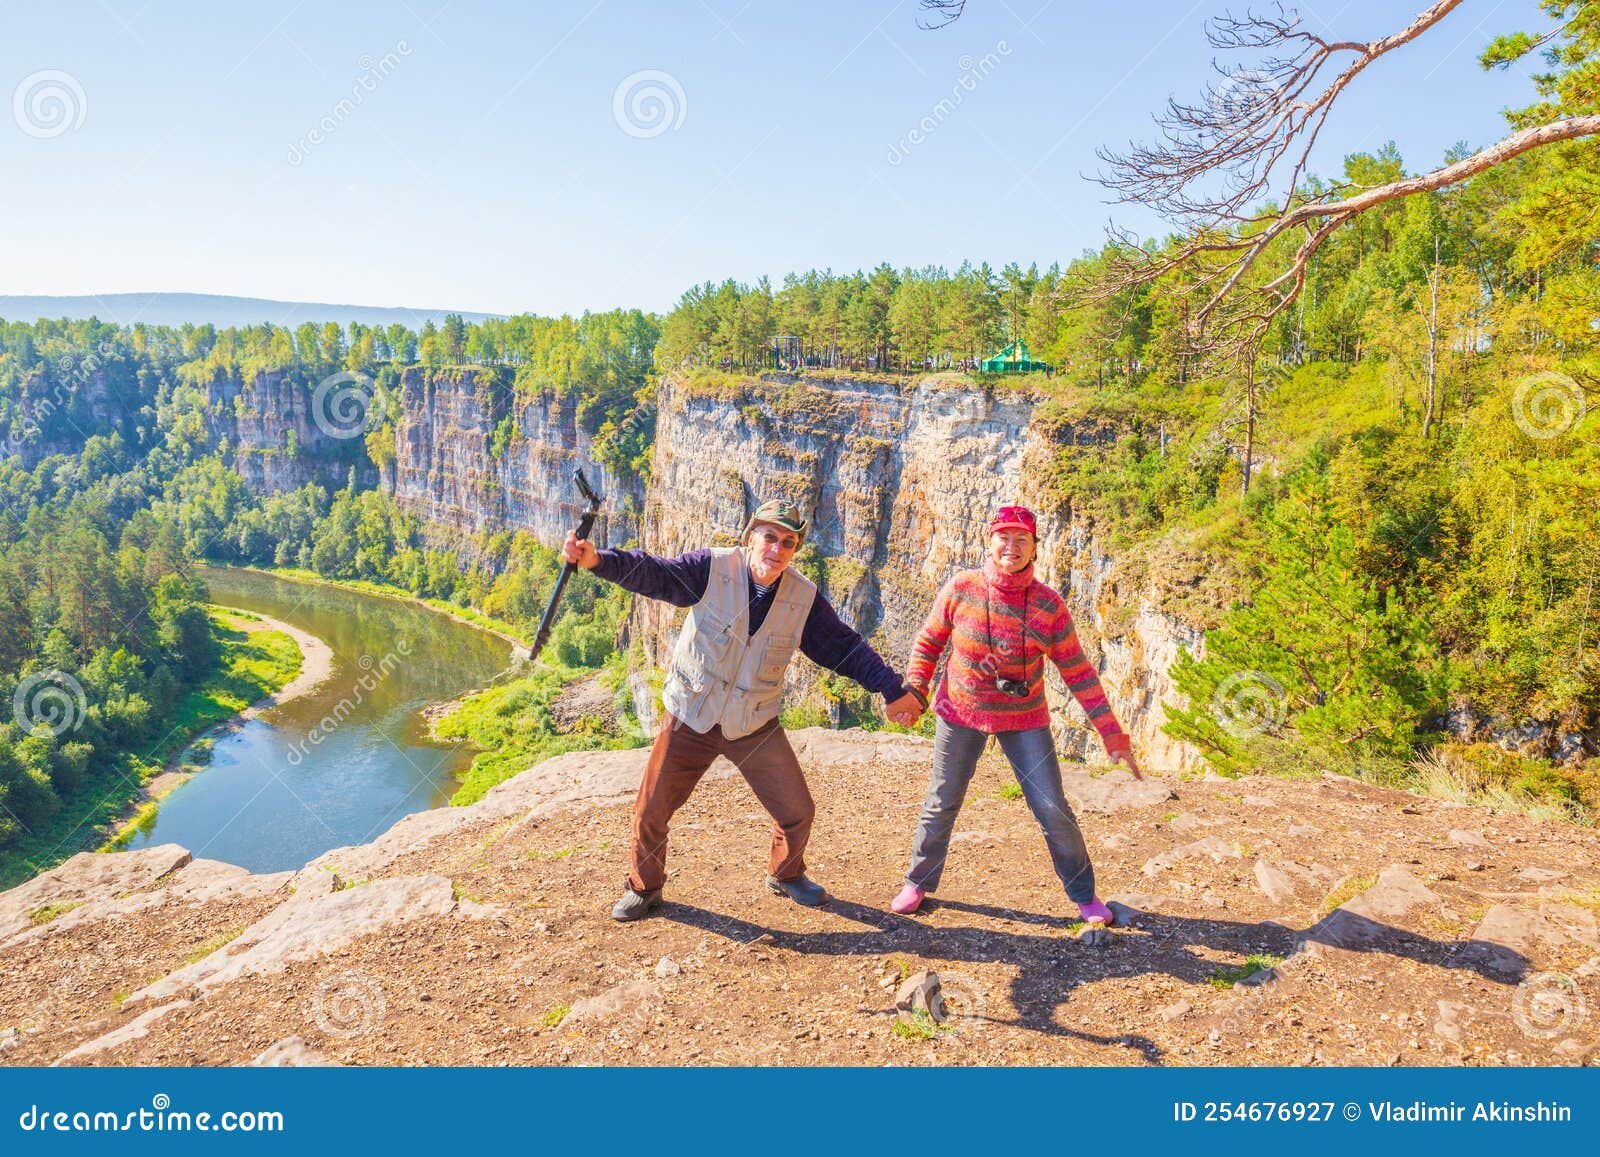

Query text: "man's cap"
[743, 499, 809, 543]
[989, 505, 1037, 537]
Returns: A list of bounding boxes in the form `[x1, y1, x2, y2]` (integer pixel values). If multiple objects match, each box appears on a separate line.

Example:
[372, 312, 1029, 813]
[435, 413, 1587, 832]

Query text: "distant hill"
[0, 292, 503, 329]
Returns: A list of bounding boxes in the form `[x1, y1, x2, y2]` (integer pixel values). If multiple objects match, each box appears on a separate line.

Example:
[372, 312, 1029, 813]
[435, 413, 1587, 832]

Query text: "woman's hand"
[885, 691, 923, 728]
[1110, 747, 1143, 781]
[562, 530, 600, 570]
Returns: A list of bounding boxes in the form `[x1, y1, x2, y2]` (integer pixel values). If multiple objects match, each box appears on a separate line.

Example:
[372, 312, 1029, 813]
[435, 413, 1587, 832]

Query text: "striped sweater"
[906, 559, 1131, 750]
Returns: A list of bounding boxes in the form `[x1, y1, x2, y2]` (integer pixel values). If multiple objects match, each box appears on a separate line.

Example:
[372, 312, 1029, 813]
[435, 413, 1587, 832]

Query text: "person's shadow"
[662, 894, 1531, 1064]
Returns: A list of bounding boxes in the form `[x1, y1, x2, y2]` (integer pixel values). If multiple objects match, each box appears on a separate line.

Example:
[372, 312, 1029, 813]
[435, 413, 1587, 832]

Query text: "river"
[120, 566, 514, 873]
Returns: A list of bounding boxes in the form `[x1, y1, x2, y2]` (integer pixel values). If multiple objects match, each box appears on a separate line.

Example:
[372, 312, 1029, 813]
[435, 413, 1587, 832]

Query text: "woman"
[892, 505, 1141, 923]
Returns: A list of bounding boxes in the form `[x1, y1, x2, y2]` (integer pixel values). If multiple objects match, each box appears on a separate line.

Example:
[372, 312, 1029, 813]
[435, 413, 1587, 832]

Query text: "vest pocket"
[755, 634, 794, 684]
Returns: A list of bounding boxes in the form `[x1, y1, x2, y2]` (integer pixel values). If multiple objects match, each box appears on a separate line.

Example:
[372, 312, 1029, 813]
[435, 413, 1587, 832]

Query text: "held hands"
[885, 689, 924, 729]
[562, 529, 600, 570]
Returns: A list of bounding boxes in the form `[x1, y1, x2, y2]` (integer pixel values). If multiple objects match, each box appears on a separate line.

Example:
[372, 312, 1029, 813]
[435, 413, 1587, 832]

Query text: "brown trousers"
[629, 712, 814, 893]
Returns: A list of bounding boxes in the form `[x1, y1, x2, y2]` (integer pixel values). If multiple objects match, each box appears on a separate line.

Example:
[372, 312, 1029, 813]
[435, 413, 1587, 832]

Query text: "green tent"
[979, 340, 1052, 373]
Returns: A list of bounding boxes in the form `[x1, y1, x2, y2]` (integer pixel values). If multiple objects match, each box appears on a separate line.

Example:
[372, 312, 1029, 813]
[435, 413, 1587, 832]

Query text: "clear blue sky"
[0, 0, 1547, 316]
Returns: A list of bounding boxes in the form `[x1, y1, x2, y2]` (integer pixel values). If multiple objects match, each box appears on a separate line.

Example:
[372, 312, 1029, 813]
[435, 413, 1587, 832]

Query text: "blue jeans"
[904, 716, 1096, 903]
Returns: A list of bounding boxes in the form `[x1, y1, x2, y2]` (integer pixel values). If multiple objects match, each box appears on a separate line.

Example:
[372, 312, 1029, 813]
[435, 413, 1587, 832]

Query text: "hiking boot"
[610, 887, 662, 922]
[765, 873, 828, 907]
[890, 884, 925, 914]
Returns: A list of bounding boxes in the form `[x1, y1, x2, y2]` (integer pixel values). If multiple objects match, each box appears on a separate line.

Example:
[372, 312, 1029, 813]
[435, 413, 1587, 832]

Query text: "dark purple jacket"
[591, 547, 910, 703]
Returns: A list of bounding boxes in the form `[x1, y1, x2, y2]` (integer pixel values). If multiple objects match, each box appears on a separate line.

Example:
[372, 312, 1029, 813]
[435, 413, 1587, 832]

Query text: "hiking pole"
[529, 468, 604, 662]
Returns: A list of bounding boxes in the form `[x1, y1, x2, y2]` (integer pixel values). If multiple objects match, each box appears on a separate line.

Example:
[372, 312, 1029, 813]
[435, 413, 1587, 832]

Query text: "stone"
[1448, 829, 1490, 848]
[1433, 1000, 1473, 1044]
[1242, 795, 1275, 808]
[53, 1000, 193, 1065]
[1064, 770, 1175, 815]
[125, 874, 457, 1010]
[1166, 812, 1209, 834]
[0, 844, 193, 946]
[1158, 999, 1192, 1022]
[1074, 925, 1111, 947]
[1141, 837, 1241, 876]
[654, 956, 682, 978]
[1463, 904, 1572, 979]
[565, 979, 660, 1024]
[1253, 859, 1302, 905]
[895, 970, 941, 1015]
[249, 1036, 343, 1066]
[1313, 866, 1440, 950]
[1515, 867, 1568, 883]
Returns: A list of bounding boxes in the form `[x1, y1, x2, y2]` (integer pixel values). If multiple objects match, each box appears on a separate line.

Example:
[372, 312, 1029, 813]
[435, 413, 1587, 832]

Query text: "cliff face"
[388, 368, 642, 561]
[631, 372, 1204, 771]
[4, 366, 143, 469]
[201, 368, 375, 495]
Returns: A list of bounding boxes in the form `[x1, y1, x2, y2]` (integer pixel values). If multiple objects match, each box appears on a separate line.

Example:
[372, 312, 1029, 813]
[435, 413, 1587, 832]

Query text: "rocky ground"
[2, 728, 1597, 1067]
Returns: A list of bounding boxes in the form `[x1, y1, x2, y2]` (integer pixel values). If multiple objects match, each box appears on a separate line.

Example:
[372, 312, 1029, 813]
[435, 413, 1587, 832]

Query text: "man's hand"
[1110, 747, 1143, 781]
[885, 690, 923, 729]
[563, 529, 600, 570]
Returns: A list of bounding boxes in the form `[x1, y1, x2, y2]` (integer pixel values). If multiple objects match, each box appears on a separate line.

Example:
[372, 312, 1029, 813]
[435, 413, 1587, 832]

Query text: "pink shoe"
[1076, 897, 1114, 926]
[891, 885, 925, 914]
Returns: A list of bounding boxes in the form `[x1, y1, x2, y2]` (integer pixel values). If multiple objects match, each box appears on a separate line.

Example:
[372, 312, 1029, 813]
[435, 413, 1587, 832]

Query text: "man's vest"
[661, 548, 817, 739]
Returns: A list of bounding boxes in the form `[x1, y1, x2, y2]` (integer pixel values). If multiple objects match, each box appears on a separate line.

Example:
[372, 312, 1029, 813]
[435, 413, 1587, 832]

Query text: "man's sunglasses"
[757, 529, 801, 551]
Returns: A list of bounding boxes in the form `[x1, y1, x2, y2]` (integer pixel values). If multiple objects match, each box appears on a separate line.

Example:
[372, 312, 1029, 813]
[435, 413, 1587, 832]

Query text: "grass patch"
[28, 901, 81, 925]
[995, 782, 1024, 801]
[892, 1010, 948, 1041]
[1321, 875, 1377, 915]
[541, 1004, 570, 1028]
[527, 847, 580, 862]
[1207, 953, 1285, 989]
[437, 666, 644, 806]
[184, 927, 243, 964]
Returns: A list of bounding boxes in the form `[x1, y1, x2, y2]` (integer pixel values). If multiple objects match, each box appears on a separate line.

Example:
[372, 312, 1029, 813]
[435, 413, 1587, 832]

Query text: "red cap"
[989, 505, 1037, 536]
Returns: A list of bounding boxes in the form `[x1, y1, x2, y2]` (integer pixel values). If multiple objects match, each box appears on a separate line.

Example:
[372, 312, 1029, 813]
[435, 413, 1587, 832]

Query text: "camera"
[994, 677, 1031, 698]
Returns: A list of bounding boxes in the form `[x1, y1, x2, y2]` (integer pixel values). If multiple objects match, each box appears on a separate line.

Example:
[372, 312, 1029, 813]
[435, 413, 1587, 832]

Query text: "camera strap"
[983, 580, 1038, 690]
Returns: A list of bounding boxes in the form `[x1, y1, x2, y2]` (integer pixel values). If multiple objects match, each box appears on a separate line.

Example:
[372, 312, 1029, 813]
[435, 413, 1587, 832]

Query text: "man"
[562, 498, 925, 921]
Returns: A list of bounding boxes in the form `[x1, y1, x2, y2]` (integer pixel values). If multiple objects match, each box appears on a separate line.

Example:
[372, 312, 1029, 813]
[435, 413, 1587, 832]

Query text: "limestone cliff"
[200, 367, 375, 494]
[387, 367, 643, 561]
